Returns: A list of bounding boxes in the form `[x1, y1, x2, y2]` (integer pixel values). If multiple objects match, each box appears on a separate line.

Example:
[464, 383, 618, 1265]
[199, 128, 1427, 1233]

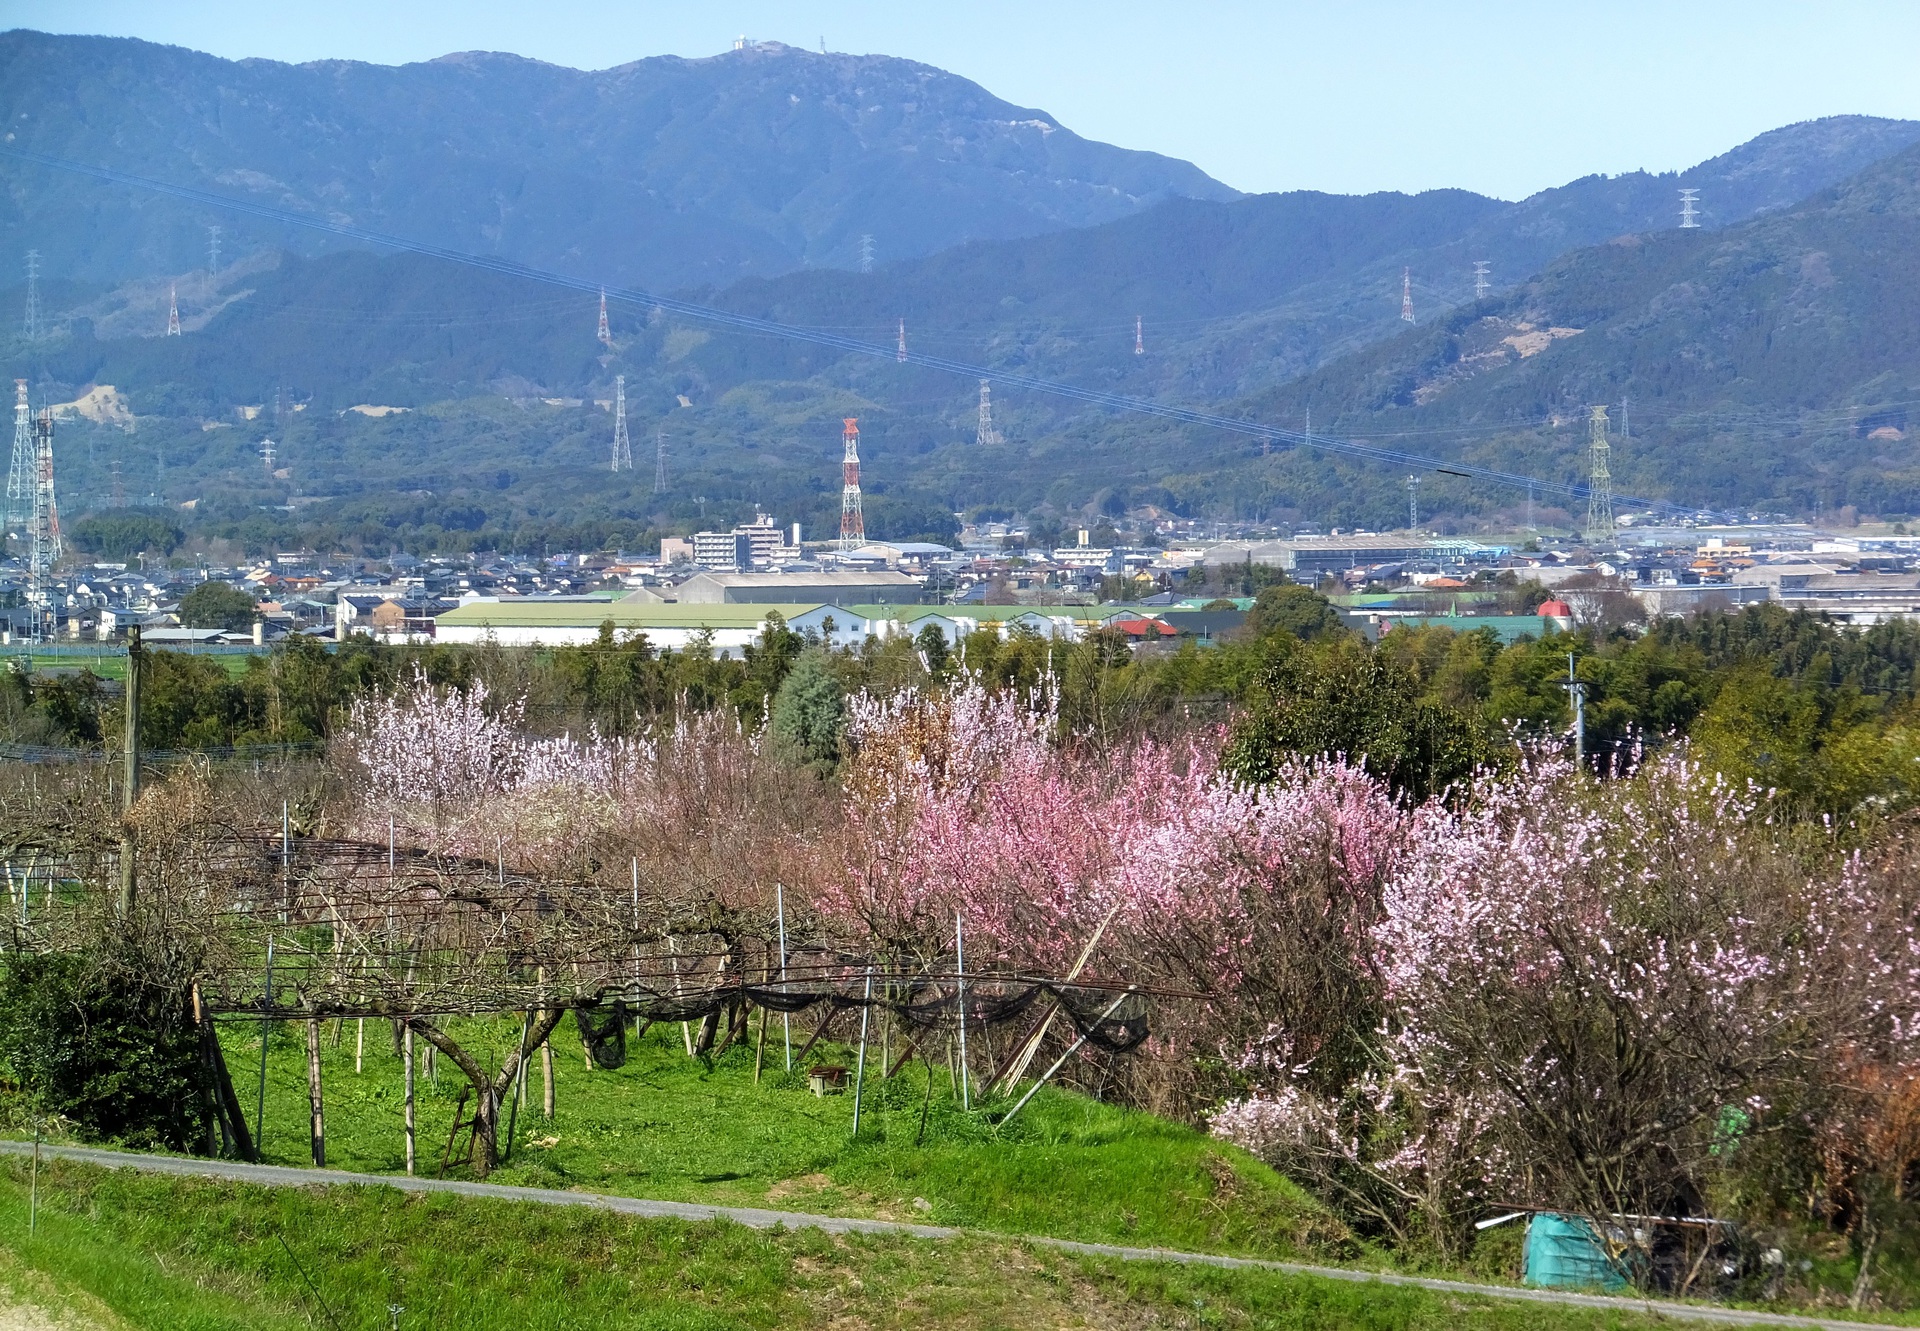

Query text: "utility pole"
[119, 625, 142, 914]
[1472, 260, 1490, 301]
[21, 251, 40, 342]
[1585, 405, 1614, 546]
[1401, 268, 1414, 322]
[1561, 652, 1587, 770]
[611, 375, 632, 472]
[1679, 188, 1701, 229]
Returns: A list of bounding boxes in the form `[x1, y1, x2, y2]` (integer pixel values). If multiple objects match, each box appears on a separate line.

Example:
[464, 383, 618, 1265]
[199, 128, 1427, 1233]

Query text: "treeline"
[13, 595, 1920, 814]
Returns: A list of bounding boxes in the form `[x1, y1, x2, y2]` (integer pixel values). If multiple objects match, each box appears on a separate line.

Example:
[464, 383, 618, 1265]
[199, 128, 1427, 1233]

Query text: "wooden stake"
[541, 1039, 555, 1120]
[305, 1013, 326, 1167]
[754, 1003, 768, 1083]
[403, 1023, 416, 1176]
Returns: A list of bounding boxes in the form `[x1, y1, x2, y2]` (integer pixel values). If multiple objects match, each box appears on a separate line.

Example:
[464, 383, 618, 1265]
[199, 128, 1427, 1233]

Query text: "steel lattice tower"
[652, 428, 667, 495]
[166, 283, 181, 336]
[839, 417, 865, 550]
[28, 405, 59, 639]
[1472, 260, 1490, 301]
[611, 376, 632, 472]
[1401, 268, 1414, 322]
[597, 290, 611, 345]
[1679, 188, 1701, 228]
[1406, 475, 1420, 530]
[21, 251, 40, 342]
[896, 319, 907, 362]
[1585, 405, 1615, 546]
[975, 379, 1001, 446]
[1134, 315, 1144, 355]
[8, 380, 33, 530]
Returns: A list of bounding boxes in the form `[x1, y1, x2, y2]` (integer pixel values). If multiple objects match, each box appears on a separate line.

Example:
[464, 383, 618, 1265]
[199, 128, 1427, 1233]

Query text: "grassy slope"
[0, 1157, 1718, 1330]
[223, 1016, 1337, 1259]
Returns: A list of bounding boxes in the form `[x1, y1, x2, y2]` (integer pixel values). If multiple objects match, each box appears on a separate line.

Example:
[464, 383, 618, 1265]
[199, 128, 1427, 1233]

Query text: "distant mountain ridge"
[0, 30, 1235, 289]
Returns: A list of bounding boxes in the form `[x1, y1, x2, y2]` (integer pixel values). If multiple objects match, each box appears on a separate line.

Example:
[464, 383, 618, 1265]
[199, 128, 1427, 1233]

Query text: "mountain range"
[0, 30, 1232, 289]
[5, 29, 1920, 547]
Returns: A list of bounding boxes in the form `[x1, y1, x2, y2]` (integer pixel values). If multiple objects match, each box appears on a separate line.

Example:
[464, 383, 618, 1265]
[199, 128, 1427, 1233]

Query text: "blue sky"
[10, 1, 1920, 200]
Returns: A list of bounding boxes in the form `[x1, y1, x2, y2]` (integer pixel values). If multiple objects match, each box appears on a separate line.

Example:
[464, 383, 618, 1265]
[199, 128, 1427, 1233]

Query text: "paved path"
[0, 1141, 1903, 1330]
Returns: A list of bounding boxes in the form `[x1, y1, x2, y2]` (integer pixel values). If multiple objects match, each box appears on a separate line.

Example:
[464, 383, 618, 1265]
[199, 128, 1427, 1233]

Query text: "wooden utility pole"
[118, 625, 142, 914]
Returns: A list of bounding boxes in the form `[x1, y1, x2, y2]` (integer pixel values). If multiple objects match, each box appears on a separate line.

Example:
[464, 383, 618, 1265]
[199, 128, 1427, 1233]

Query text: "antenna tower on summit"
[21, 251, 41, 342]
[1472, 260, 1491, 301]
[1586, 405, 1615, 546]
[597, 290, 611, 345]
[975, 379, 1002, 446]
[611, 375, 632, 472]
[8, 381, 33, 530]
[1678, 188, 1701, 228]
[165, 284, 181, 336]
[1134, 315, 1144, 355]
[652, 428, 667, 495]
[897, 319, 907, 362]
[1400, 268, 1414, 322]
[839, 418, 865, 550]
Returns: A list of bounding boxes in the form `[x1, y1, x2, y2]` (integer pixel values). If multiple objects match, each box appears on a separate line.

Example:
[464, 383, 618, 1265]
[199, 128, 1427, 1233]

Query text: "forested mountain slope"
[0, 30, 1233, 288]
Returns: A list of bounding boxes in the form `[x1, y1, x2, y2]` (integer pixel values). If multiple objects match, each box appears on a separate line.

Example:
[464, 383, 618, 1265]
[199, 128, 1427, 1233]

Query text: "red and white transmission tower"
[897, 319, 907, 362]
[166, 283, 181, 336]
[1400, 268, 1414, 323]
[597, 289, 611, 345]
[839, 417, 865, 551]
[1134, 314, 1144, 355]
[28, 406, 59, 640]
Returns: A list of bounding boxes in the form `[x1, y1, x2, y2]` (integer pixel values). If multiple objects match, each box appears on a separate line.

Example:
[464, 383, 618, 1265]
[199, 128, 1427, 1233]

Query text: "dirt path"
[0, 1141, 1898, 1330]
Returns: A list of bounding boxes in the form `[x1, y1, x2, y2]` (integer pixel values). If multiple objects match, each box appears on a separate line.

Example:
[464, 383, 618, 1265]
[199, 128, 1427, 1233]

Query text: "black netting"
[574, 1000, 628, 1069]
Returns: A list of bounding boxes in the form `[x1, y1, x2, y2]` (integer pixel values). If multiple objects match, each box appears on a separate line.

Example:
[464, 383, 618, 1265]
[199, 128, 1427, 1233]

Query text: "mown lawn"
[0, 1158, 1725, 1330]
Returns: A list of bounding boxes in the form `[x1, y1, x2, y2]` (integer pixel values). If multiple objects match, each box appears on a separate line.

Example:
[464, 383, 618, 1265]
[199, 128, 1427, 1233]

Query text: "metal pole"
[28, 1115, 39, 1236]
[117, 625, 141, 914]
[776, 883, 791, 1071]
[850, 965, 874, 1137]
[955, 911, 970, 1110]
[998, 988, 1135, 1129]
[255, 938, 275, 1152]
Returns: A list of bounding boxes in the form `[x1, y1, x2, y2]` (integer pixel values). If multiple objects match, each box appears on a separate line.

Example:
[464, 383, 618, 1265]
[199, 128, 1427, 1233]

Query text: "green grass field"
[0, 1157, 1728, 1330]
[222, 1014, 1341, 1260]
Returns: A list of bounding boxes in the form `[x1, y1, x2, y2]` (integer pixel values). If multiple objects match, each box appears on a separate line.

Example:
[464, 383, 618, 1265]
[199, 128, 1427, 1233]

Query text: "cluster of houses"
[7, 517, 1919, 654]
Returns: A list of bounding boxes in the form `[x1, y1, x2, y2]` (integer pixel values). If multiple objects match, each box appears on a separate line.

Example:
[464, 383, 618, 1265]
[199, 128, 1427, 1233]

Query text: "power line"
[0, 146, 1674, 515]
